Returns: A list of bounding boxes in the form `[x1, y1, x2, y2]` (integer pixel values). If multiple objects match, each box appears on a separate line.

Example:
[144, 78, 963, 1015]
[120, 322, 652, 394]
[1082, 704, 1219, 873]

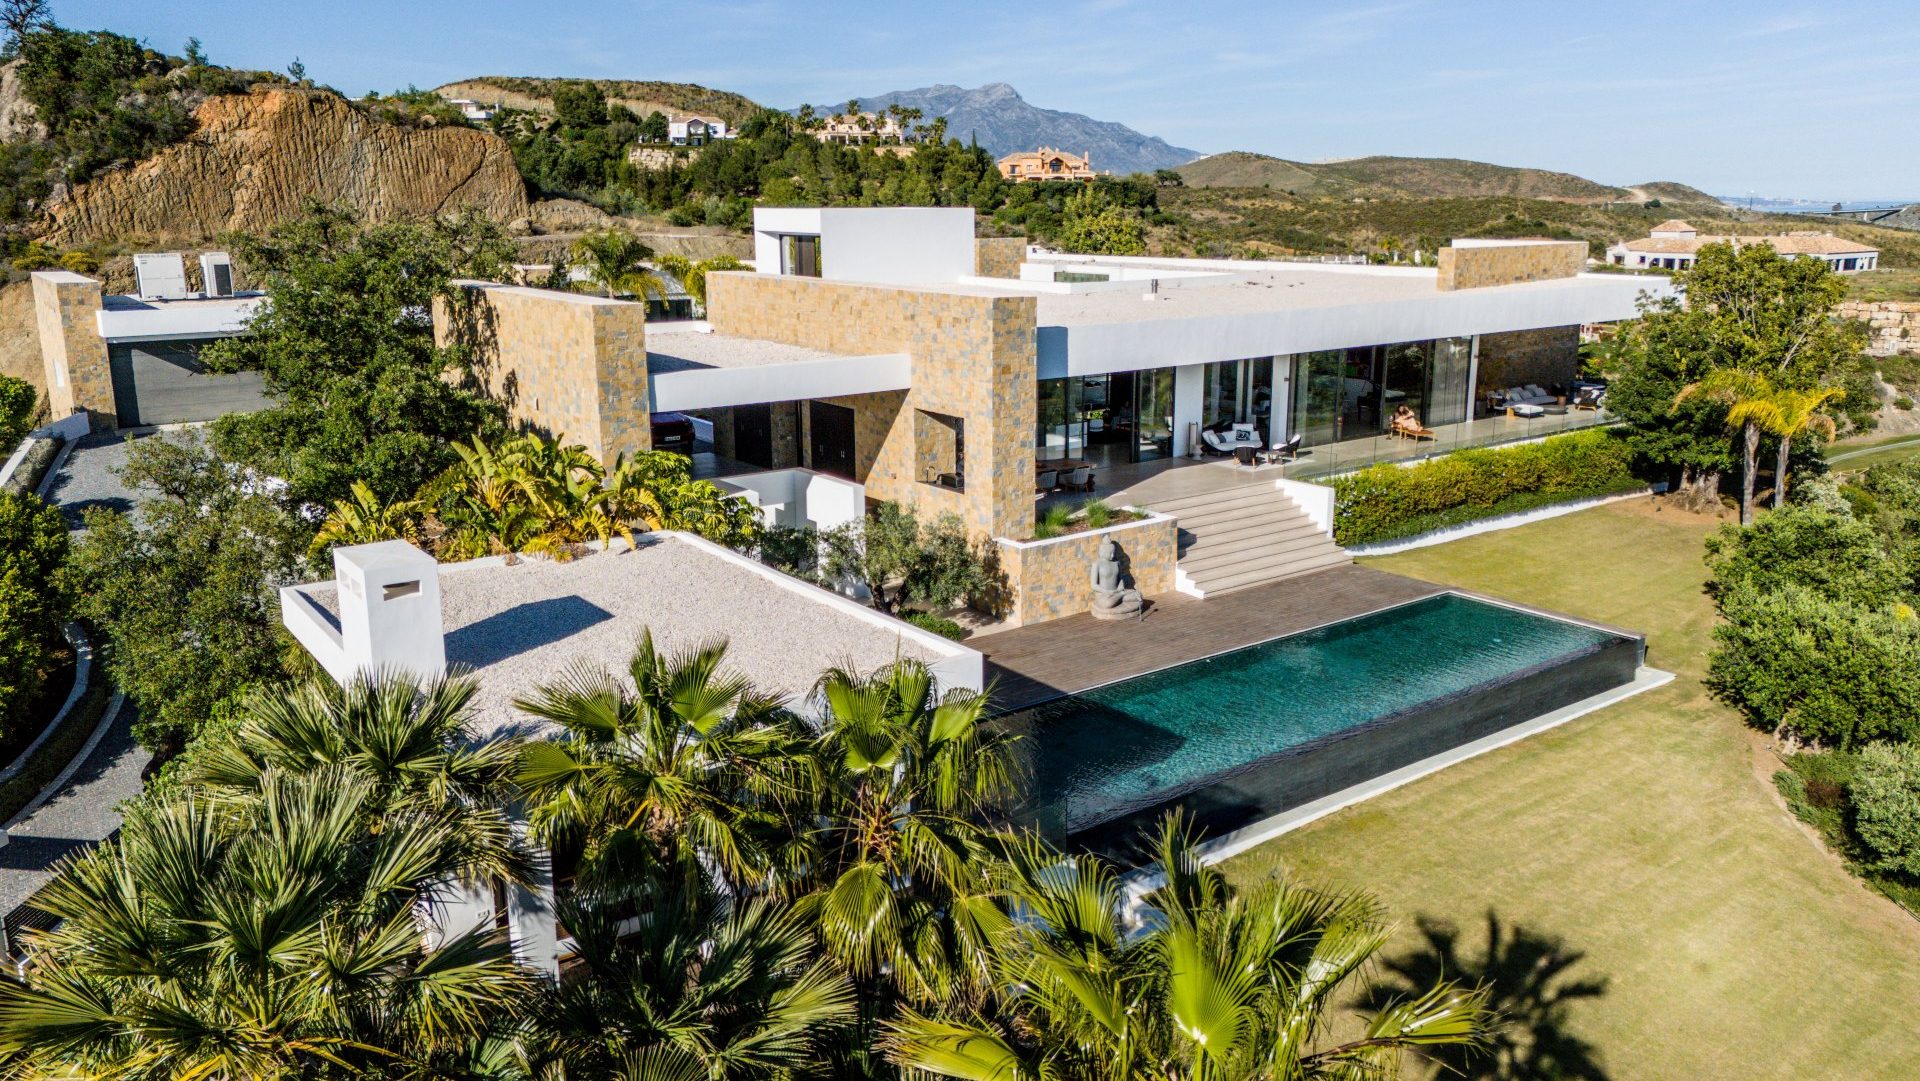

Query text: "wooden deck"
[979, 564, 1445, 712]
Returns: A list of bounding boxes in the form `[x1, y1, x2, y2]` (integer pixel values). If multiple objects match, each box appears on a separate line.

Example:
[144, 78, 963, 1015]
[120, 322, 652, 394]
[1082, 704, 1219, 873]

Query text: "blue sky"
[50, 0, 1920, 199]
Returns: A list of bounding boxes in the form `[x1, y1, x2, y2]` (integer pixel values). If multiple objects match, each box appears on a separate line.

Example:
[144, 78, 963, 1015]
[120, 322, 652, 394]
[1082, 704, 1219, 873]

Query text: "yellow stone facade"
[995, 515, 1178, 626]
[436, 283, 652, 462]
[1436, 241, 1587, 291]
[705, 272, 1037, 540]
[31, 272, 114, 429]
[974, 237, 1027, 279]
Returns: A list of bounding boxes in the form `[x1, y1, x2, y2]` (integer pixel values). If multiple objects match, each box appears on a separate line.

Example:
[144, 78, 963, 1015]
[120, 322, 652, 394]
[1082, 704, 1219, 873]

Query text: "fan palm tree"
[187, 673, 528, 887]
[0, 773, 535, 1079]
[1763, 385, 1845, 507]
[793, 661, 1019, 1011]
[526, 872, 857, 1080]
[1675, 368, 1778, 524]
[309, 479, 423, 559]
[513, 631, 811, 893]
[883, 817, 1494, 1081]
[571, 228, 668, 302]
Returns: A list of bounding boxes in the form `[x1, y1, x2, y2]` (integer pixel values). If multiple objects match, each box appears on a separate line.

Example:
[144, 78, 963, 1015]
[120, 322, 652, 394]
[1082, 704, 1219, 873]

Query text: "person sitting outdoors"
[1389, 404, 1436, 440]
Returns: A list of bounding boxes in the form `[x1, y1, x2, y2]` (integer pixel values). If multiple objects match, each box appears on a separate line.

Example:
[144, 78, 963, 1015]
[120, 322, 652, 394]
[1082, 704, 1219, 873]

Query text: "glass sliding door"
[1037, 377, 1082, 462]
[1134, 367, 1175, 461]
[1428, 336, 1472, 426]
[1201, 359, 1240, 429]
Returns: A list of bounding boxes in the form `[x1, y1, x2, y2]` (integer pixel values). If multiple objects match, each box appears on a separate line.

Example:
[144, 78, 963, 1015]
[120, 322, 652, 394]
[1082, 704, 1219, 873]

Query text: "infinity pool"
[1001, 593, 1641, 852]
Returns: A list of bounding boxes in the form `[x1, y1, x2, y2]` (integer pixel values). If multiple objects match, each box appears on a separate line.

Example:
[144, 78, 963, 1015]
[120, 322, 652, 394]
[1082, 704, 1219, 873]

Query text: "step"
[1175, 499, 1309, 530]
[1184, 549, 1354, 596]
[1175, 518, 1328, 556]
[1179, 532, 1343, 576]
[1151, 486, 1284, 517]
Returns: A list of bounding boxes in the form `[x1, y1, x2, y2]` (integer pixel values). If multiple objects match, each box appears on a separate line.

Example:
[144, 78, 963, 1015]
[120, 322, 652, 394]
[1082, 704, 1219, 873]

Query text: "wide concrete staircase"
[1155, 484, 1351, 597]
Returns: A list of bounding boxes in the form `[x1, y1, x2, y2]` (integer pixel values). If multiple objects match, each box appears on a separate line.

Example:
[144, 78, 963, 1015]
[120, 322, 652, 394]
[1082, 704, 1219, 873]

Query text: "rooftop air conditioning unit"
[132, 253, 189, 300]
[200, 252, 235, 297]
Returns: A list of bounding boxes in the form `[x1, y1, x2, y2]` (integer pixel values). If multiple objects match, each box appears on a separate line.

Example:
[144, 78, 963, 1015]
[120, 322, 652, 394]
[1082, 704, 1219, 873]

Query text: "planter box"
[995, 512, 1177, 626]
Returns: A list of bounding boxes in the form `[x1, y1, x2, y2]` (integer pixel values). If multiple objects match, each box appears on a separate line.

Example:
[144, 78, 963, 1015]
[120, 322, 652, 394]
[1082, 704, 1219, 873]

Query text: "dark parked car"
[650, 412, 696, 454]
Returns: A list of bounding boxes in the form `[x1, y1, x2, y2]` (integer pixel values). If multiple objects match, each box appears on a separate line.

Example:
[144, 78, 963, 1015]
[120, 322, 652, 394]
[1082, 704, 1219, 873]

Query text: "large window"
[1038, 368, 1173, 464]
[1288, 338, 1471, 447]
[1202, 357, 1275, 432]
[780, 234, 822, 277]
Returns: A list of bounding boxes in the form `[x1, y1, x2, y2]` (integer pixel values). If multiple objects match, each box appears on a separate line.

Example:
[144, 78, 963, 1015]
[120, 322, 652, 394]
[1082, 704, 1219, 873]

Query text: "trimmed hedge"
[1332, 429, 1643, 546]
[903, 611, 969, 641]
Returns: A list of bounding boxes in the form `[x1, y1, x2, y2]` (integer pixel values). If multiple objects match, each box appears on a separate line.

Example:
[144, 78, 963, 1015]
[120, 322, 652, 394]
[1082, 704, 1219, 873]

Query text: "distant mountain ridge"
[795, 83, 1200, 175]
[1179, 151, 1717, 206]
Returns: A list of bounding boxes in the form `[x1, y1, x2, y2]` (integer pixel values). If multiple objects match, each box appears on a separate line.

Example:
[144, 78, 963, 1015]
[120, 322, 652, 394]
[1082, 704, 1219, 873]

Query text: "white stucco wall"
[752, 207, 975, 285]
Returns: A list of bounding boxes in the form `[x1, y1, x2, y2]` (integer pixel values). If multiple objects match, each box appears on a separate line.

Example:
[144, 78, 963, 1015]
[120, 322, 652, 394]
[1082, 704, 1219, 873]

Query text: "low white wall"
[1346, 488, 1652, 556]
[1273, 477, 1335, 536]
[717, 468, 865, 532]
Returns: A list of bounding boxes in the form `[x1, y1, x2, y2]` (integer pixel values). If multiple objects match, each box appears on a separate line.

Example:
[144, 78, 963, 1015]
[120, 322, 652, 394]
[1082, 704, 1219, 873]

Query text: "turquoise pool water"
[1014, 593, 1623, 835]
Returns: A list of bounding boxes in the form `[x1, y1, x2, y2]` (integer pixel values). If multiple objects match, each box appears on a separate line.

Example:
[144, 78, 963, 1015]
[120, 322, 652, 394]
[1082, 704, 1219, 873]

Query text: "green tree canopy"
[0, 491, 68, 742]
[203, 203, 515, 508]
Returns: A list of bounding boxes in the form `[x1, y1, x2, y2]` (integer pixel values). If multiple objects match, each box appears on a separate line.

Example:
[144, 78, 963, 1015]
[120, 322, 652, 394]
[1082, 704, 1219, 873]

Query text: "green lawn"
[1827, 431, 1920, 473]
[1224, 499, 1920, 1079]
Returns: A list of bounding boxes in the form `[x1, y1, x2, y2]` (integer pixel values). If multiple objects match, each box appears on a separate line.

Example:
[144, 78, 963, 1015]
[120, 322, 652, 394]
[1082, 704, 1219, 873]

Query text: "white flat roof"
[292, 533, 978, 737]
[96, 293, 263, 343]
[646, 326, 911, 411]
[1032, 266, 1438, 326]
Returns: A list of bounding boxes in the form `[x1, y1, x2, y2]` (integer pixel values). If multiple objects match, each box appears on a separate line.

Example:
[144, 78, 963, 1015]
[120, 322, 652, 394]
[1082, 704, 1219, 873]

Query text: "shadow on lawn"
[1364, 911, 1610, 1081]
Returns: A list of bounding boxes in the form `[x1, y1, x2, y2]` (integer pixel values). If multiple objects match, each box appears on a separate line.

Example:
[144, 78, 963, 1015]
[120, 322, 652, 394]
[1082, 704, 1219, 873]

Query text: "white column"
[508, 840, 560, 977]
[1171, 363, 1204, 458]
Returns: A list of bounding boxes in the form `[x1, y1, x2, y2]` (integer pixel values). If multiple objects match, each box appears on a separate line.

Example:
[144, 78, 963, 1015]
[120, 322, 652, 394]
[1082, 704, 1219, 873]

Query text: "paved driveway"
[38, 428, 159, 529]
[0, 698, 149, 917]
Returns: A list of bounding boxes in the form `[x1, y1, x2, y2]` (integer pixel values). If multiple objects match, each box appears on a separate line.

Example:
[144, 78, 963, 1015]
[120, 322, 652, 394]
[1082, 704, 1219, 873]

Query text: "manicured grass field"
[1224, 498, 1920, 1079]
[1827, 430, 1920, 473]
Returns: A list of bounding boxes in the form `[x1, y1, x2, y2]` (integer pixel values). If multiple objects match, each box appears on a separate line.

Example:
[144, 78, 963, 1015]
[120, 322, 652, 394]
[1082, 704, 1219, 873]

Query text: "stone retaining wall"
[1840, 300, 1920, 357]
[1436, 241, 1586, 291]
[995, 514, 1178, 626]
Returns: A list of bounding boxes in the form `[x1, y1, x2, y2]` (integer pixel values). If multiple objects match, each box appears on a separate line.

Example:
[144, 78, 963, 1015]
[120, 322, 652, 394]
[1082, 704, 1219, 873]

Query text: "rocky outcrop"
[39, 87, 529, 245]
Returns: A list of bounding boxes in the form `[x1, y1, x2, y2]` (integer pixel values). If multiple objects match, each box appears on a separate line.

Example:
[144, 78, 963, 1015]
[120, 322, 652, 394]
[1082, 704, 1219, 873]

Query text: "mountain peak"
[796, 83, 1198, 174]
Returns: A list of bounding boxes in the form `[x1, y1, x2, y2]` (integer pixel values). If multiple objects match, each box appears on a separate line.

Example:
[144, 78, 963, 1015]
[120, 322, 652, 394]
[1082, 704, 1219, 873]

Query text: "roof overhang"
[647, 351, 912, 412]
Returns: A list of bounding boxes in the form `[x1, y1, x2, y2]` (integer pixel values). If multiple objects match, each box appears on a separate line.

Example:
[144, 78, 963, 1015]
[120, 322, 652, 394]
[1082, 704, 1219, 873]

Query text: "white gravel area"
[426, 535, 945, 736]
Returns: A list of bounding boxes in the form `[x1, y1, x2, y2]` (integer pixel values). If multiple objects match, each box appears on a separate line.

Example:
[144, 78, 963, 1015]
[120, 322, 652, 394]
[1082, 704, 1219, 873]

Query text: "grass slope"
[1177, 152, 1717, 204]
[1223, 499, 1920, 1080]
[435, 76, 762, 124]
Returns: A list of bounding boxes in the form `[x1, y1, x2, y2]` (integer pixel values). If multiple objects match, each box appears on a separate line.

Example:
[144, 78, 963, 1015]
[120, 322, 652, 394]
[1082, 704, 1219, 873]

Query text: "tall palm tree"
[309, 478, 423, 560]
[1764, 385, 1844, 508]
[794, 661, 1019, 1011]
[883, 817, 1494, 1081]
[0, 773, 535, 1079]
[527, 872, 857, 1080]
[1675, 368, 1778, 524]
[513, 631, 811, 893]
[570, 228, 667, 301]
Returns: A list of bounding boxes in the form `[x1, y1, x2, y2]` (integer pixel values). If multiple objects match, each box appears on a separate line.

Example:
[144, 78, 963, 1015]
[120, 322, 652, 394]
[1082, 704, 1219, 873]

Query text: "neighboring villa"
[1606, 219, 1880, 273]
[444, 97, 497, 123]
[667, 114, 732, 146]
[812, 111, 908, 145]
[998, 147, 1099, 182]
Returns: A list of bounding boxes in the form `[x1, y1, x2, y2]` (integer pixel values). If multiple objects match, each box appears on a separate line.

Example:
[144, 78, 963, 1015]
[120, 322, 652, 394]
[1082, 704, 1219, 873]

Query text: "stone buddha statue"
[1089, 537, 1144, 620]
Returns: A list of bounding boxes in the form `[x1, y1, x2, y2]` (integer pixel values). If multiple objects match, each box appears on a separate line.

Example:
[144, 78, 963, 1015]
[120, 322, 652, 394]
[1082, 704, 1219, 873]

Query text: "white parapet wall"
[716, 467, 865, 532]
[1273, 476, 1335, 536]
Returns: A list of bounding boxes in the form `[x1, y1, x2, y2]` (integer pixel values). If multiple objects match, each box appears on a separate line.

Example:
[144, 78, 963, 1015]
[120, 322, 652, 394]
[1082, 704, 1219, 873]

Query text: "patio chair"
[1062, 465, 1091, 491]
[1233, 445, 1257, 469]
[1034, 468, 1058, 493]
[1274, 433, 1305, 462]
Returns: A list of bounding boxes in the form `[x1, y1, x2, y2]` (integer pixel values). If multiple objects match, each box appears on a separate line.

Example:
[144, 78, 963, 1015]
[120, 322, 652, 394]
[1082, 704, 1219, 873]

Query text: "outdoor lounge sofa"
[1201, 422, 1265, 457]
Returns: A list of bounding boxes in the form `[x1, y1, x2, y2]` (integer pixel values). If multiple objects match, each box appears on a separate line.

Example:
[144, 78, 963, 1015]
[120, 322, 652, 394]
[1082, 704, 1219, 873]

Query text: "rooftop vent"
[200, 252, 234, 297]
[280, 540, 446, 686]
[132, 252, 189, 300]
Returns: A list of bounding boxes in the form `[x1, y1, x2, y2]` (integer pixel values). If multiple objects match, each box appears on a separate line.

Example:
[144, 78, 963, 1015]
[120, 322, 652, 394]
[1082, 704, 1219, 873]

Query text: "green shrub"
[1852, 742, 1920, 878]
[1083, 498, 1114, 529]
[1331, 429, 1642, 545]
[1032, 503, 1074, 540]
[1707, 583, 1920, 748]
[903, 611, 968, 641]
[1898, 396, 1915, 411]
[758, 525, 819, 579]
[0, 374, 36, 449]
[0, 492, 71, 744]
[1703, 504, 1905, 609]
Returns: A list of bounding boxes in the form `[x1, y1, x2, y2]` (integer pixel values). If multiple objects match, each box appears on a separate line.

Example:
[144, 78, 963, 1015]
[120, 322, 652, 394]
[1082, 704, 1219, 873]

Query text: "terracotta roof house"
[1607, 221, 1879, 273]
[998, 147, 1098, 182]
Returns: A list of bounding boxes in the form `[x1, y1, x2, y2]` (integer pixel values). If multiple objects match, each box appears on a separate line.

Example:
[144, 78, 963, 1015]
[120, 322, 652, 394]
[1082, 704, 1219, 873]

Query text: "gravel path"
[0, 699, 150, 915]
[39, 428, 155, 529]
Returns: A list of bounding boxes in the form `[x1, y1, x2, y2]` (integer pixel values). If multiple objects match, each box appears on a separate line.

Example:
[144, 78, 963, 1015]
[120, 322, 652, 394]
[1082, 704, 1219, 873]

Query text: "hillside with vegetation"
[1178, 150, 1717, 205]
[436, 76, 762, 125]
[1151, 184, 1920, 266]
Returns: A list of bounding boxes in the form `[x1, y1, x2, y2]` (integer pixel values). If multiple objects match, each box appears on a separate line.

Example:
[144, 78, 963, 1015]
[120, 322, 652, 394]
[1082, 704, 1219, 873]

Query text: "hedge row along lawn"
[1331, 428, 1643, 546]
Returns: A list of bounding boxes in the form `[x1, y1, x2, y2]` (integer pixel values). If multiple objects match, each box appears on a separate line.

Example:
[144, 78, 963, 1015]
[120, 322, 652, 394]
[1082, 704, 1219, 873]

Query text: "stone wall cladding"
[1476, 326, 1580, 399]
[1840, 300, 1920, 357]
[438, 284, 651, 461]
[31, 274, 112, 429]
[975, 238, 1027, 279]
[1437, 241, 1587, 291]
[995, 514, 1178, 626]
[706, 272, 1037, 539]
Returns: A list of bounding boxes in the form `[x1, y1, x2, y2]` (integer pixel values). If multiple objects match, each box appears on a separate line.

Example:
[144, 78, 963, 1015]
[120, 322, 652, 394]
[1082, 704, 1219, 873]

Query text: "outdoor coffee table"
[1507, 403, 1546, 418]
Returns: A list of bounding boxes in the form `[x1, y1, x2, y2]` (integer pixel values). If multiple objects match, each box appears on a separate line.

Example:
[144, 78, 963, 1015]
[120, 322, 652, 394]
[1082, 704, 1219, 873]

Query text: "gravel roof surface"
[409, 535, 943, 737]
[646, 330, 861, 373]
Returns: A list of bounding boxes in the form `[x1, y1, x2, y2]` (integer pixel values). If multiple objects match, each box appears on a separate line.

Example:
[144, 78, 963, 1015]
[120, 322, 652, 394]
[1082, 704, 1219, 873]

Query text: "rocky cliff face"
[39, 86, 529, 245]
